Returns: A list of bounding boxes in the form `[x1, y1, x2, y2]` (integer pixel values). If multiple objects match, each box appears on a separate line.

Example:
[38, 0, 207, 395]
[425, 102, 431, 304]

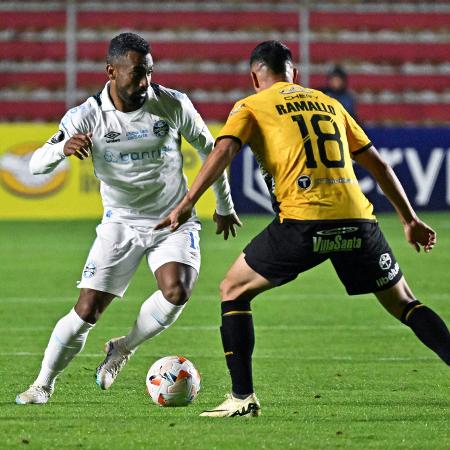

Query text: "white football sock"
[34, 308, 94, 387]
[123, 290, 185, 352]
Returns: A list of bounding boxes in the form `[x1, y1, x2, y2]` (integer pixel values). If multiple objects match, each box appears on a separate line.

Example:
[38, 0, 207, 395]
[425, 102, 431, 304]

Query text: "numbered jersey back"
[218, 82, 375, 221]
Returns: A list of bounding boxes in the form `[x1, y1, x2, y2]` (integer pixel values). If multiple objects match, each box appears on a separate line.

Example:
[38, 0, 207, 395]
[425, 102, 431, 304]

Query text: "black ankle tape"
[221, 299, 251, 316]
[401, 300, 422, 324]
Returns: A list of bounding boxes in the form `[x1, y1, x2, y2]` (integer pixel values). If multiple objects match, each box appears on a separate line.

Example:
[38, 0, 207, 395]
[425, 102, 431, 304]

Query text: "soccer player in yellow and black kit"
[157, 41, 450, 417]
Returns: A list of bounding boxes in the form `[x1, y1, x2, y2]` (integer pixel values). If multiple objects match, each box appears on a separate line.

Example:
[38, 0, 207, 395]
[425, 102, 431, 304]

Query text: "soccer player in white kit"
[16, 33, 241, 404]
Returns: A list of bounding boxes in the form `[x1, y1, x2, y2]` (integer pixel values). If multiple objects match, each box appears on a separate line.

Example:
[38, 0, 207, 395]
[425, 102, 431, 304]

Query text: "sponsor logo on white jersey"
[83, 261, 96, 278]
[153, 120, 169, 137]
[127, 129, 149, 140]
[104, 131, 121, 143]
[103, 147, 168, 164]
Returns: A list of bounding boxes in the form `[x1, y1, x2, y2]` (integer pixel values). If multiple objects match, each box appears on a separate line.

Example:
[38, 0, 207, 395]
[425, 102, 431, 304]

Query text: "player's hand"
[403, 218, 436, 253]
[155, 198, 194, 232]
[213, 211, 242, 240]
[63, 133, 93, 160]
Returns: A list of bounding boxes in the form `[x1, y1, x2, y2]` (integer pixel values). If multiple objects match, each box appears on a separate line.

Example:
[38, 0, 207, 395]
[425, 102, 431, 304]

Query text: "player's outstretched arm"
[354, 145, 436, 253]
[156, 138, 241, 232]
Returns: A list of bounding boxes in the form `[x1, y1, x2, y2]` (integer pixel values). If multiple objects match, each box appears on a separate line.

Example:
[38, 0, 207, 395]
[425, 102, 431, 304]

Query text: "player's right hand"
[403, 218, 436, 253]
[63, 133, 93, 160]
[155, 198, 194, 232]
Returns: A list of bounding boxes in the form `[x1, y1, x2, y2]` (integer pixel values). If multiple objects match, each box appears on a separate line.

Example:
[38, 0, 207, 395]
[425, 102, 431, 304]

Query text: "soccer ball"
[146, 355, 201, 407]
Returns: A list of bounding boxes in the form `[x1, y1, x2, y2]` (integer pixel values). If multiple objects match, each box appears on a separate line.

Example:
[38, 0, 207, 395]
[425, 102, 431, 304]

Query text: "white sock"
[123, 290, 185, 352]
[34, 308, 94, 387]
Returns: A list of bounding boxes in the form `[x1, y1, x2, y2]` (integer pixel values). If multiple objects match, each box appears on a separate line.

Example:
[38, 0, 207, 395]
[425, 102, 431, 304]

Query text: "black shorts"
[243, 218, 403, 295]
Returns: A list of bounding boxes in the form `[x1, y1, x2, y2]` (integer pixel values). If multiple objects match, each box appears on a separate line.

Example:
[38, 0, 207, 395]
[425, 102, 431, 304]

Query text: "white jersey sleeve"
[177, 94, 234, 216]
[29, 100, 94, 175]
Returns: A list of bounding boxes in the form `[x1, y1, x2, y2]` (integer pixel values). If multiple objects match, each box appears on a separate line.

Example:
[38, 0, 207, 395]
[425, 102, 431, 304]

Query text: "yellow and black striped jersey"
[218, 81, 375, 221]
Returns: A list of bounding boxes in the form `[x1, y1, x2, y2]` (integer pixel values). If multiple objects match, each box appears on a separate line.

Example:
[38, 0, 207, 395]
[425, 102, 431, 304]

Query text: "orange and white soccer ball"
[146, 356, 201, 407]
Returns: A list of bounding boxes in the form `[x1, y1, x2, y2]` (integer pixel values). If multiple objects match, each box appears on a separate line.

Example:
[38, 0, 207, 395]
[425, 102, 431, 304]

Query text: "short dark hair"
[107, 32, 150, 64]
[249, 40, 293, 74]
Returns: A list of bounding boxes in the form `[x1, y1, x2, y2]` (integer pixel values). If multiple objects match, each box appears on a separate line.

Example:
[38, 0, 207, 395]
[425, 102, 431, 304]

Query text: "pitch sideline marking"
[0, 351, 438, 362]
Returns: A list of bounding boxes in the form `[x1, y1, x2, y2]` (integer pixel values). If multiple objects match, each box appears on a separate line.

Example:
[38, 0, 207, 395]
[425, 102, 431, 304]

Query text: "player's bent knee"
[75, 289, 114, 323]
[160, 283, 191, 305]
[219, 277, 238, 300]
[220, 278, 253, 302]
[74, 302, 100, 324]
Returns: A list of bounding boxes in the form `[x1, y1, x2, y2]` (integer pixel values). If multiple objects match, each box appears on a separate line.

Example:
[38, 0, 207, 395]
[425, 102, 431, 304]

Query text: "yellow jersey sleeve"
[216, 101, 255, 146]
[340, 106, 372, 154]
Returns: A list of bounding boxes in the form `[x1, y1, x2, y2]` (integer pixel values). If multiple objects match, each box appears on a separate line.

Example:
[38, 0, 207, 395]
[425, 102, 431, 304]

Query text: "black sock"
[220, 299, 255, 397]
[401, 300, 450, 365]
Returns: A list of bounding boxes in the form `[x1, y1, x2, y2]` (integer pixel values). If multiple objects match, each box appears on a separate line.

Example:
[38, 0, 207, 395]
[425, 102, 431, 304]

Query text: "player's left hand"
[403, 218, 437, 253]
[155, 198, 194, 232]
[213, 211, 242, 240]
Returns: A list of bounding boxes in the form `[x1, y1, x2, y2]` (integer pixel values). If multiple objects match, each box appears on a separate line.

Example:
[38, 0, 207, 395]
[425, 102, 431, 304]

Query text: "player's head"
[106, 32, 153, 111]
[249, 40, 297, 92]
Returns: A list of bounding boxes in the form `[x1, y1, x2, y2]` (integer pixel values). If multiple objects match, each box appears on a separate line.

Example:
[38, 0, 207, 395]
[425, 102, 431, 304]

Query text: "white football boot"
[200, 393, 261, 418]
[15, 384, 54, 405]
[95, 336, 134, 390]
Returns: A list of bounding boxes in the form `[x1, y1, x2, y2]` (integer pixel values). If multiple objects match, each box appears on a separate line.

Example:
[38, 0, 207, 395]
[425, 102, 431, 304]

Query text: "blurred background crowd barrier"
[0, 0, 449, 218]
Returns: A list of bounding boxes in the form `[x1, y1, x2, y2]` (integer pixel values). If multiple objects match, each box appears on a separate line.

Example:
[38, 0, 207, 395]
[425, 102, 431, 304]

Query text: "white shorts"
[77, 221, 201, 297]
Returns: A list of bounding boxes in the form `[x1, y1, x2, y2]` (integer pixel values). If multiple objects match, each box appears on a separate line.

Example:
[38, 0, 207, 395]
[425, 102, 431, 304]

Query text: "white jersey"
[29, 82, 234, 225]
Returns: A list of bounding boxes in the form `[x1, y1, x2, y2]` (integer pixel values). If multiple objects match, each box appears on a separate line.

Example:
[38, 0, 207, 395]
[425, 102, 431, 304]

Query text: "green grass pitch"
[0, 213, 449, 450]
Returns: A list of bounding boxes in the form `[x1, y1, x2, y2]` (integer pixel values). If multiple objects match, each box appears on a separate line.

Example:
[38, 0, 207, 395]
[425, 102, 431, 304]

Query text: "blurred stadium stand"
[0, 0, 449, 125]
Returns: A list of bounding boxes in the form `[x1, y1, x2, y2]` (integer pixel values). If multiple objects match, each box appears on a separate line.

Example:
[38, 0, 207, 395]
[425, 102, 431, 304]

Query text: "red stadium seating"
[311, 11, 450, 30]
[1, 5, 449, 124]
[0, 41, 66, 61]
[0, 12, 65, 30]
[0, 72, 68, 89]
[1, 72, 448, 94]
[310, 42, 450, 64]
[2, 40, 450, 64]
[79, 11, 299, 30]
[2, 10, 449, 32]
[0, 11, 299, 31]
